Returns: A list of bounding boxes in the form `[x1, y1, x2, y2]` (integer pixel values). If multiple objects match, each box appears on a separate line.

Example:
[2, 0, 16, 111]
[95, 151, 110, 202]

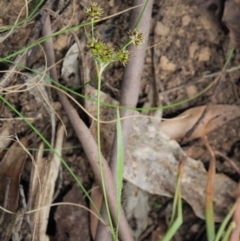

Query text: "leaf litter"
[2, 1, 240, 239]
[84, 84, 237, 222]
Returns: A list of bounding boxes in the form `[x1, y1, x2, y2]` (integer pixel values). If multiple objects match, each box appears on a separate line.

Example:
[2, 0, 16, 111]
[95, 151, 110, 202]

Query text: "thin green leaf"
[162, 163, 183, 241]
[215, 203, 236, 241]
[221, 222, 235, 241]
[116, 104, 124, 232]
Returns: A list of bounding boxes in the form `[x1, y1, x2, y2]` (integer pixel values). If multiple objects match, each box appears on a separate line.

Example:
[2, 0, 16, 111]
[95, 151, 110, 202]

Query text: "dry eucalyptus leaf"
[0, 138, 28, 241]
[159, 105, 240, 141]
[84, 86, 237, 221]
[0, 138, 28, 213]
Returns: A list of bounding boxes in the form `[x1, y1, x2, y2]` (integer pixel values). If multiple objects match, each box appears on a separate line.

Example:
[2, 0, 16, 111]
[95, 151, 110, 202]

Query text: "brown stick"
[42, 14, 134, 241]
[110, 0, 153, 181]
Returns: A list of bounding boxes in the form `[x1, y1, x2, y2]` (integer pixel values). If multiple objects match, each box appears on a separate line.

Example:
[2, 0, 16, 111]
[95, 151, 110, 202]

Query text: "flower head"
[88, 39, 115, 63]
[128, 29, 144, 46]
[85, 2, 103, 19]
[116, 49, 129, 66]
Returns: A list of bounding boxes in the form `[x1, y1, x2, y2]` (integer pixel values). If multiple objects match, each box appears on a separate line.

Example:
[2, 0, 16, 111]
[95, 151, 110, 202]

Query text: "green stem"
[91, 19, 94, 39]
[96, 64, 116, 239]
[215, 203, 236, 241]
[221, 222, 235, 241]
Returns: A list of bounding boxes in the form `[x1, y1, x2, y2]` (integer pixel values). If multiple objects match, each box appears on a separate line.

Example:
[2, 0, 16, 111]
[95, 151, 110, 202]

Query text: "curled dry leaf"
[159, 105, 240, 142]
[84, 86, 237, 221]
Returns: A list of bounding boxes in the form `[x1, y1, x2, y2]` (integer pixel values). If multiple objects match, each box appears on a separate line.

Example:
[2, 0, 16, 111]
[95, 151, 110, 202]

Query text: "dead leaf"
[159, 105, 240, 142]
[55, 184, 90, 241]
[0, 138, 28, 241]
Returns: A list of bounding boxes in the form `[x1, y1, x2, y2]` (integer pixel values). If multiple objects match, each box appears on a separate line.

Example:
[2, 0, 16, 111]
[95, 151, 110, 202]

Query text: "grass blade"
[116, 104, 124, 235]
[162, 156, 185, 241]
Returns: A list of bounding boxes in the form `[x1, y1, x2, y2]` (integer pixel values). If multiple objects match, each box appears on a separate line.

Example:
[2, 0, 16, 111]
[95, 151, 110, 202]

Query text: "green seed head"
[128, 29, 145, 46]
[88, 39, 115, 64]
[85, 2, 104, 19]
[117, 49, 129, 66]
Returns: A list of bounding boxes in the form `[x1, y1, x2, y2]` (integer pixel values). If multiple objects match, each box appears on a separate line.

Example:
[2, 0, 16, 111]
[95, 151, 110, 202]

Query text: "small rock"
[175, 39, 181, 48]
[198, 47, 210, 62]
[155, 22, 170, 37]
[186, 85, 198, 98]
[190, 224, 200, 233]
[159, 56, 176, 72]
[189, 42, 199, 59]
[182, 15, 191, 26]
[53, 101, 62, 111]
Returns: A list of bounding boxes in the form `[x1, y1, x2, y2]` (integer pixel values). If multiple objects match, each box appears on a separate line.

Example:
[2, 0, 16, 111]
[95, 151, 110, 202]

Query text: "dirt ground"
[1, 0, 240, 240]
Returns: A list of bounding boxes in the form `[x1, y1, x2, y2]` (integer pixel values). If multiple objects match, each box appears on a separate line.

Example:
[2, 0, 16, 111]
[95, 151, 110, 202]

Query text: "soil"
[0, 0, 240, 241]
